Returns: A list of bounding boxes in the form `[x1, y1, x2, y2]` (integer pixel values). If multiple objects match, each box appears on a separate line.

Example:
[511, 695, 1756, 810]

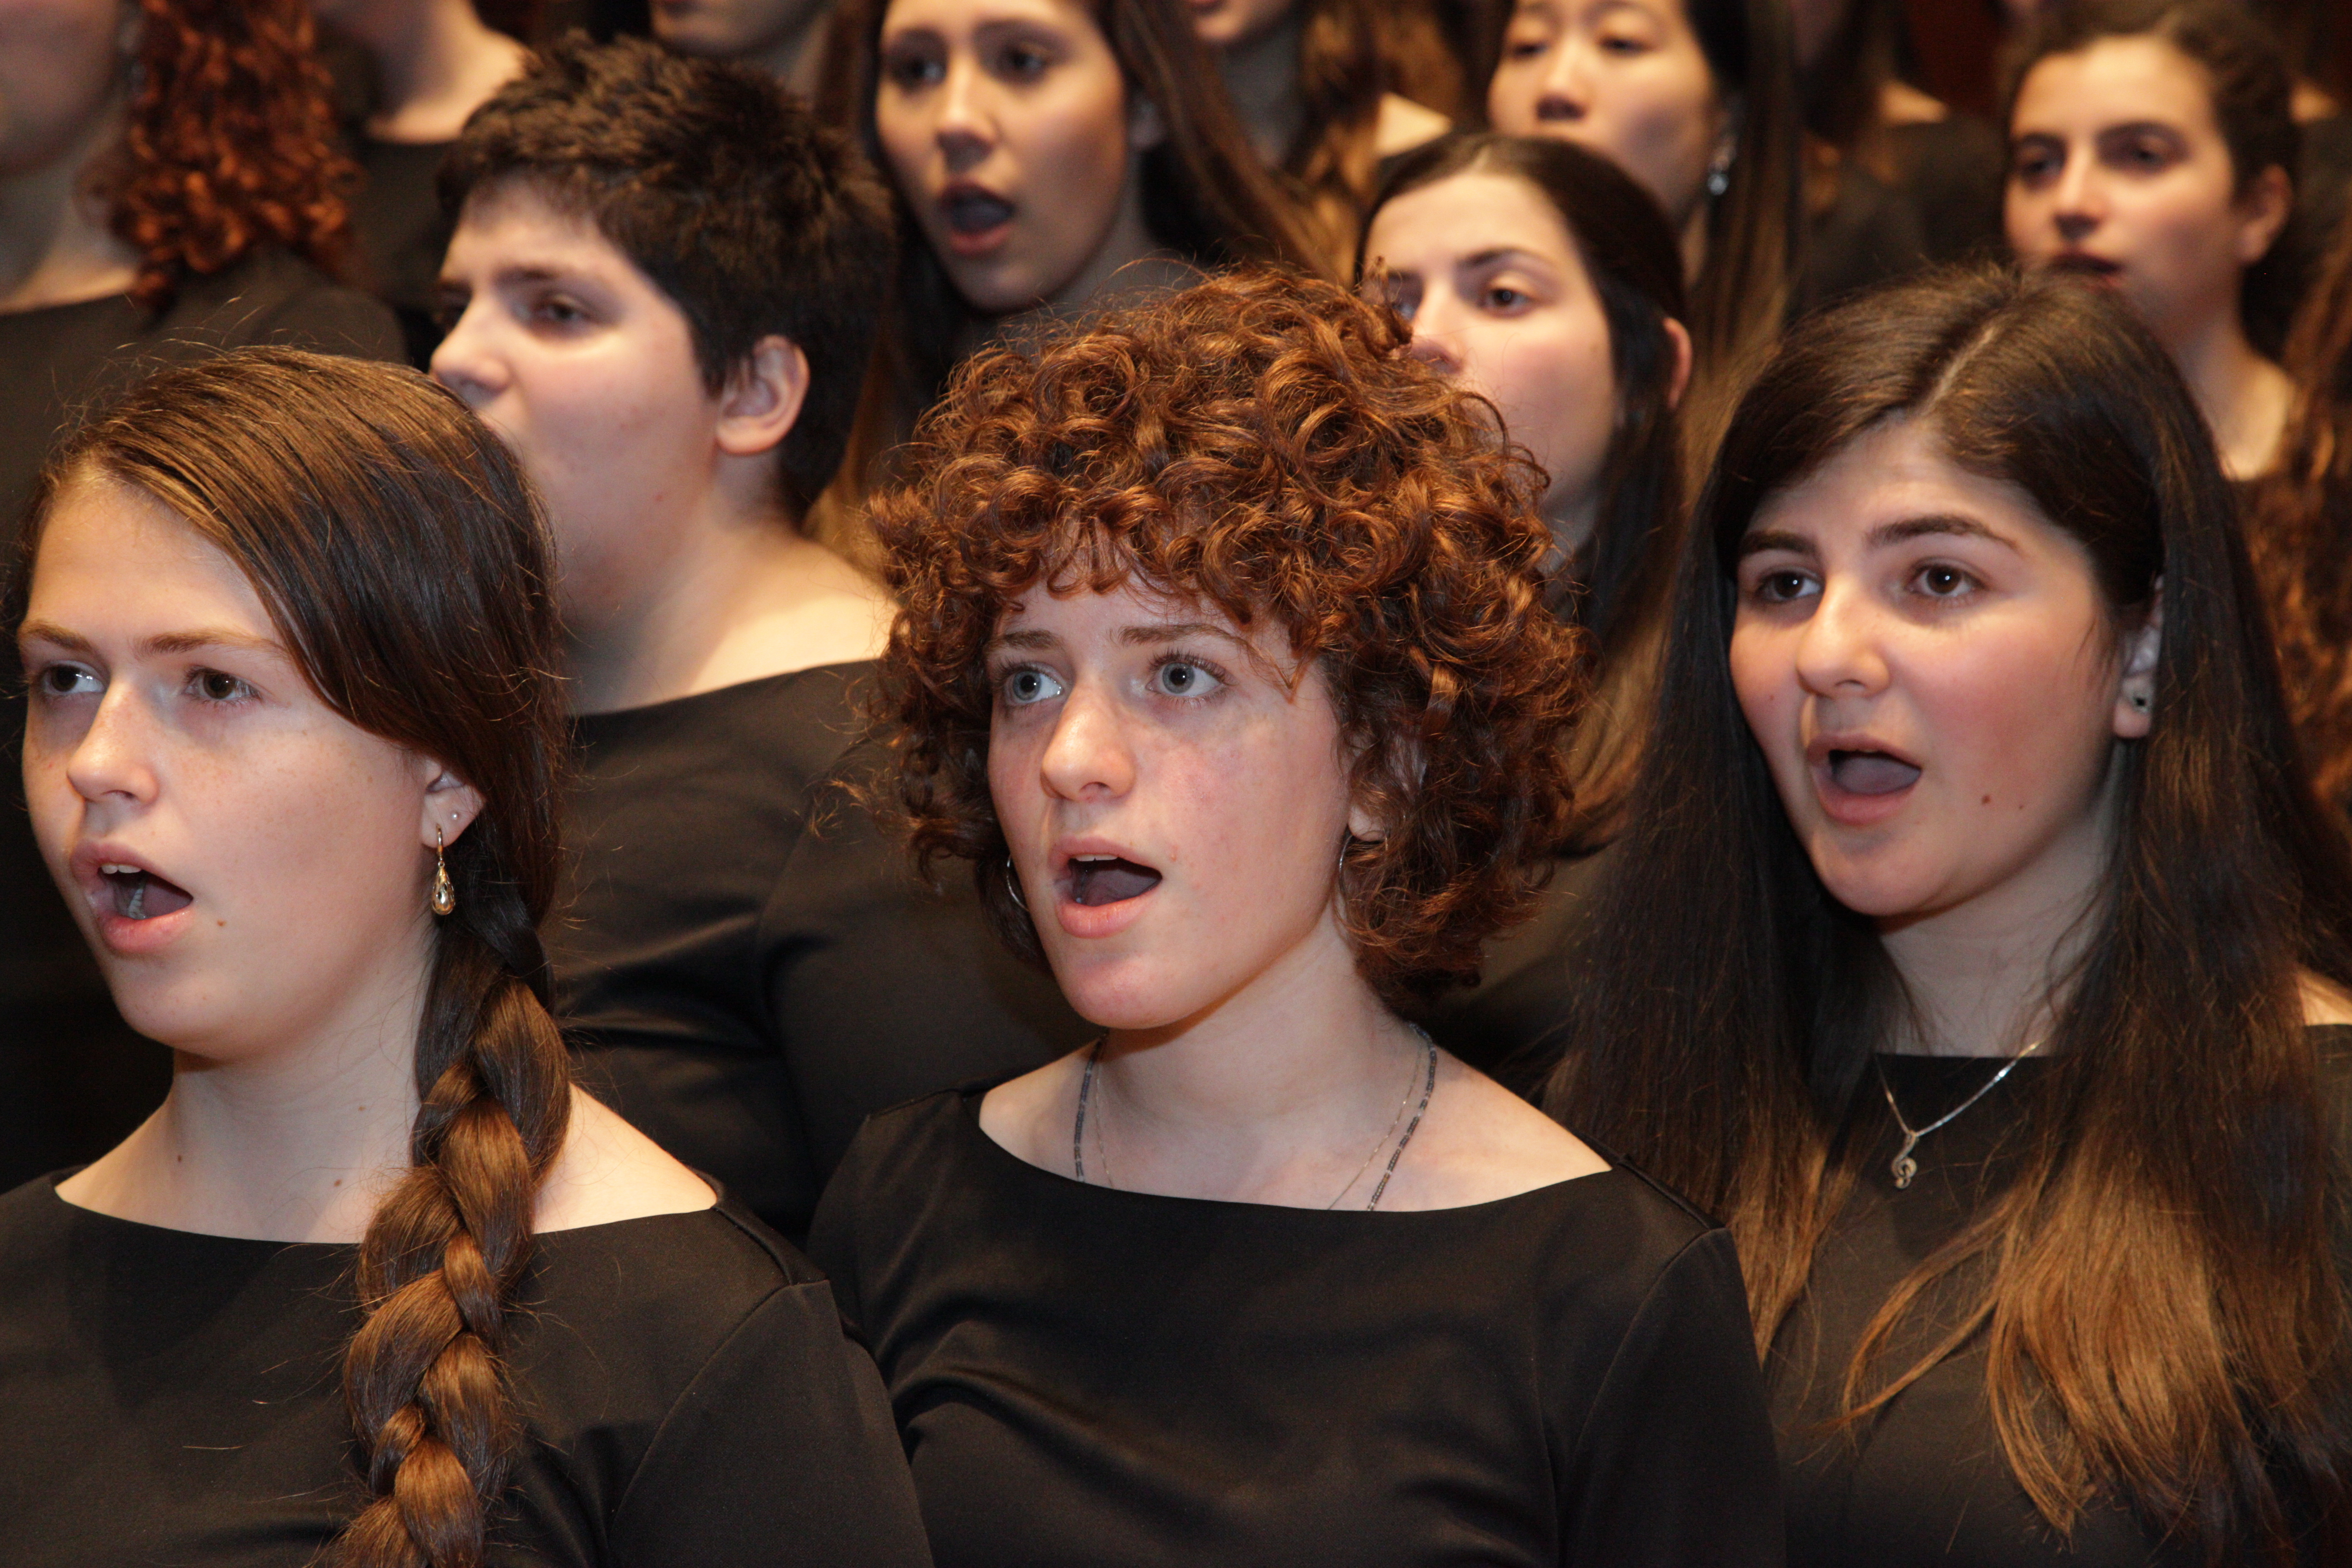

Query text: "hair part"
[869, 268, 1584, 1004]
[443, 34, 898, 523]
[18, 349, 572, 1568]
[1547, 266, 2352, 1558]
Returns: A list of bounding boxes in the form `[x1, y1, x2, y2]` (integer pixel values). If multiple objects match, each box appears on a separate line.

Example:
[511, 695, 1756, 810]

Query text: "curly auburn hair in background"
[108, 0, 356, 312]
[22, 351, 569, 1568]
[869, 268, 1586, 1004]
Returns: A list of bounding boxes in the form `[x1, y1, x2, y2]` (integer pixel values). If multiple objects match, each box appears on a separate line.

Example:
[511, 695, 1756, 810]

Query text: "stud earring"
[1705, 144, 1734, 199]
[431, 827, 457, 917]
[2131, 691, 2151, 712]
[1003, 855, 1027, 914]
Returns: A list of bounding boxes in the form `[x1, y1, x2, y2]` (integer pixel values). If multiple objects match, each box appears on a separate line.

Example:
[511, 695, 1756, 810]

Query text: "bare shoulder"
[1375, 93, 1451, 159]
[536, 1087, 716, 1233]
[1385, 1054, 1609, 1212]
[976, 1050, 1088, 1176]
[2301, 969, 2352, 1028]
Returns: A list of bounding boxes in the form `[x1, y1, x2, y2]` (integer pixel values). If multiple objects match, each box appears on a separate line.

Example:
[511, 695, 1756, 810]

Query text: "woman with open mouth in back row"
[806, 268, 1784, 1566]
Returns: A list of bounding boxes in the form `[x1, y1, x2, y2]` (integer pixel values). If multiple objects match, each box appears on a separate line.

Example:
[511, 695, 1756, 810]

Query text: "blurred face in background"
[0, 0, 128, 180]
[876, 0, 1161, 314]
[1364, 168, 1622, 550]
[2006, 35, 2289, 358]
[1487, 0, 1725, 231]
[651, 0, 832, 60]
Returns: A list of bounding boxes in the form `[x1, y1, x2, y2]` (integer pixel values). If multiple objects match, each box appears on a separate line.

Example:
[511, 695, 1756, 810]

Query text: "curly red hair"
[108, 0, 355, 312]
[871, 268, 1586, 1003]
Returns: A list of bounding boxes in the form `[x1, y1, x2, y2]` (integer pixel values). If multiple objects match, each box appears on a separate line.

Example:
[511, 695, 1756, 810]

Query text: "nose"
[2050, 152, 2104, 246]
[1534, 39, 1590, 124]
[60, 683, 161, 814]
[1404, 291, 1467, 377]
[934, 56, 997, 174]
[1791, 578, 1891, 701]
[1037, 681, 1136, 804]
[428, 297, 509, 410]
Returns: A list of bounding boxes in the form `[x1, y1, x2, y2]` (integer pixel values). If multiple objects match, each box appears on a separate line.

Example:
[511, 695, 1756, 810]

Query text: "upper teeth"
[100, 863, 140, 876]
[1073, 855, 1116, 862]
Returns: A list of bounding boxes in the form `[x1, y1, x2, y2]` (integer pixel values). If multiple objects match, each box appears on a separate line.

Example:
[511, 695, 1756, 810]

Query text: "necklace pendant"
[1890, 1132, 1921, 1190]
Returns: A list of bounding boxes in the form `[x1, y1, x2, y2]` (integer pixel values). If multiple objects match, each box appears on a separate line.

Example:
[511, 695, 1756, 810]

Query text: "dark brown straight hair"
[19, 349, 570, 1568]
[814, 0, 1329, 516]
[2250, 210, 2352, 808]
[1546, 267, 2352, 1558]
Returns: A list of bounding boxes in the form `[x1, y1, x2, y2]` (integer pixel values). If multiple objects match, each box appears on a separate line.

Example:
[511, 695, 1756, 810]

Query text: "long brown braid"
[21, 350, 571, 1568]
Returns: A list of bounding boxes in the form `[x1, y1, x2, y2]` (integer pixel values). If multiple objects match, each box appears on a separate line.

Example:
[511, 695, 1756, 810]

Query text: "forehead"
[2014, 35, 2221, 137]
[1368, 172, 1583, 271]
[1510, 0, 1697, 34]
[1747, 419, 2067, 549]
[882, 0, 1102, 38]
[447, 180, 655, 287]
[28, 476, 271, 631]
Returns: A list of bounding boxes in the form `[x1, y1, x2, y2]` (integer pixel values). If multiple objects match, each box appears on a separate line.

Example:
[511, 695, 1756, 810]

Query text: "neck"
[1875, 771, 2118, 1057]
[2165, 305, 2290, 481]
[1545, 483, 1600, 562]
[348, 0, 526, 144]
[1041, 158, 1168, 316]
[743, 7, 833, 97]
[58, 934, 438, 1243]
[1088, 917, 1428, 1201]
[563, 477, 881, 714]
[0, 101, 140, 313]
[1678, 199, 1711, 289]
[1215, 13, 1308, 166]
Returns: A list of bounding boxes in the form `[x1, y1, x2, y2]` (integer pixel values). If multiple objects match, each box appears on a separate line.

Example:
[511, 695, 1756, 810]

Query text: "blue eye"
[1000, 667, 1065, 706]
[1150, 659, 1222, 698]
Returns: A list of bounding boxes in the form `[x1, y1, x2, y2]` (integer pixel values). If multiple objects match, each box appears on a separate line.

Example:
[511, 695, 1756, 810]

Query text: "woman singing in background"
[1548, 266, 2352, 1565]
[811, 268, 1782, 1567]
[0, 350, 931, 1568]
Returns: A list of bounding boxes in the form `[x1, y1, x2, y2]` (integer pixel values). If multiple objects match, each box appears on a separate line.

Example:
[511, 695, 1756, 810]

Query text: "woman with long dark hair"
[1547, 266, 2352, 1564]
[1483, 0, 1803, 389]
[0, 350, 931, 1567]
[0, 0, 402, 1197]
[812, 0, 1325, 530]
[809, 268, 1782, 1567]
[2005, 0, 2303, 479]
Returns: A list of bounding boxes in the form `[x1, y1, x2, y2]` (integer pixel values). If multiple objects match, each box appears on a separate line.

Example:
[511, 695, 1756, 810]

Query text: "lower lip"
[95, 903, 196, 957]
[1811, 762, 1918, 828]
[1055, 884, 1156, 941]
[941, 214, 1012, 259]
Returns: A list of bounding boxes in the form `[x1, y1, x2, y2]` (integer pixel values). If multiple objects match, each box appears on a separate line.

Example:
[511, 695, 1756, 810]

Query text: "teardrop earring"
[431, 827, 457, 917]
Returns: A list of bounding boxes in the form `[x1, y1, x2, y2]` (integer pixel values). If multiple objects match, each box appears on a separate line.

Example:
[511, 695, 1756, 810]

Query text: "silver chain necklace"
[1876, 1038, 2043, 1190]
[1073, 1029, 1440, 1211]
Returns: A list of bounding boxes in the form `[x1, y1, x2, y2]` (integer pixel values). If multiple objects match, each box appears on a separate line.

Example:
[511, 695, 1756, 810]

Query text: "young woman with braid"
[0, 350, 932, 1568]
[1545, 267, 2352, 1565]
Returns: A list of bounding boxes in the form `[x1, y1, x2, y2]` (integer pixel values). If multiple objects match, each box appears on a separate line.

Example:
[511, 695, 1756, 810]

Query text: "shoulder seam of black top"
[1565, 1226, 1736, 1462]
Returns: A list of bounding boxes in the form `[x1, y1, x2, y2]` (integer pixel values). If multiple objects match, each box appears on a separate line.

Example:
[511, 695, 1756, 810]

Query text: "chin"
[1044, 954, 1210, 1034]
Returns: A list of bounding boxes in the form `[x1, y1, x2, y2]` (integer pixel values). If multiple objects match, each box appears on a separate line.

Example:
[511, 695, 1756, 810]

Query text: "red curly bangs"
[869, 268, 1587, 1003]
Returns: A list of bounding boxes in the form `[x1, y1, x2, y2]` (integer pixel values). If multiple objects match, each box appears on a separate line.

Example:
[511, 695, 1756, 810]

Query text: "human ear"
[1129, 93, 1167, 153]
[1662, 317, 1694, 410]
[2112, 575, 2162, 740]
[2233, 164, 2293, 266]
[714, 335, 811, 459]
[417, 758, 487, 850]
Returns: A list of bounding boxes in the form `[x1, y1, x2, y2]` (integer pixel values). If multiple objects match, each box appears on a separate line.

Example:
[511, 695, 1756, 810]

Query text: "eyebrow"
[18, 620, 285, 659]
[980, 620, 1253, 658]
[1736, 514, 2022, 557]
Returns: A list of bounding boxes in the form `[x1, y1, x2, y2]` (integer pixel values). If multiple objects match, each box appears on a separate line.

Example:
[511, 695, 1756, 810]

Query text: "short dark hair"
[870, 269, 1584, 1005]
[442, 34, 897, 521]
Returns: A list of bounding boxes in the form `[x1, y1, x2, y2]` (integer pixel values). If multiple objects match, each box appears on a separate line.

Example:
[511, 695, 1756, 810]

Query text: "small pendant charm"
[1890, 1132, 1921, 1190]
[431, 860, 456, 917]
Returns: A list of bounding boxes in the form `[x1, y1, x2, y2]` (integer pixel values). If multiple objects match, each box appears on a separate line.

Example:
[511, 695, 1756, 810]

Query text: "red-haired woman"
[808, 269, 1782, 1567]
[0, 0, 401, 1197]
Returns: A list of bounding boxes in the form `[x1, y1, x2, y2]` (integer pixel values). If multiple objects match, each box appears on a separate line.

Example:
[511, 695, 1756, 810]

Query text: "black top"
[1772, 1031, 2352, 1566]
[0, 1174, 934, 1567]
[0, 250, 402, 1196]
[809, 1087, 1787, 1568]
[551, 664, 1090, 1244]
[348, 136, 457, 367]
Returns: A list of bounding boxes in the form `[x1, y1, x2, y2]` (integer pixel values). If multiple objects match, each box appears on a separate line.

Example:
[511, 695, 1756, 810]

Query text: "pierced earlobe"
[431, 827, 456, 918]
[1003, 855, 1027, 914]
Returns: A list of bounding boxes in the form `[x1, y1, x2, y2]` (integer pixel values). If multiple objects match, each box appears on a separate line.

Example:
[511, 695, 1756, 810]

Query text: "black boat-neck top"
[0, 1173, 933, 1567]
[1772, 1030, 2352, 1567]
[809, 1086, 1786, 1568]
[550, 663, 1090, 1244]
